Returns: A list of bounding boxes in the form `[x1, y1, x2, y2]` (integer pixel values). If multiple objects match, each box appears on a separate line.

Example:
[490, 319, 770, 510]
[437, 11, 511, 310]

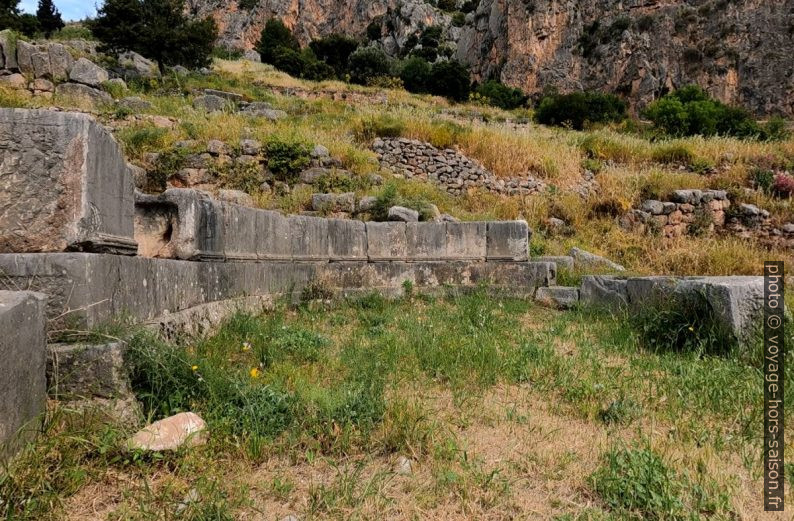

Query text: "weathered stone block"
[569, 247, 625, 272]
[406, 222, 446, 260]
[366, 222, 407, 261]
[47, 342, 131, 399]
[535, 286, 580, 309]
[580, 275, 629, 309]
[257, 210, 292, 260]
[15, 40, 36, 74]
[328, 219, 367, 261]
[445, 222, 486, 261]
[486, 221, 529, 261]
[69, 57, 109, 87]
[222, 203, 259, 261]
[135, 189, 224, 260]
[0, 109, 137, 254]
[0, 291, 47, 462]
[0, 30, 19, 70]
[47, 43, 73, 81]
[55, 83, 113, 109]
[289, 215, 329, 262]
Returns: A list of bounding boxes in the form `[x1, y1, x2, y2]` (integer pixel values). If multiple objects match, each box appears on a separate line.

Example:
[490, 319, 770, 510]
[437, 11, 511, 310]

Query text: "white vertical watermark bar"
[764, 261, 784, 511]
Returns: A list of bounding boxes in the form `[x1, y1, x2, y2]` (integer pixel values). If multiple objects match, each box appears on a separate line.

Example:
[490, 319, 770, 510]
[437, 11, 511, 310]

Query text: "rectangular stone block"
[222, 203, 259, 261]
[486, 221, 529, 261]
[289, 215, 329, 262]
[0, 109, 137, 254]
[135, 189, 224, 261]
[257, 210, 291, 261]
[47, 342, 131, 399]
[0, 290, 47, 463]
[406, 222, 446, 261]
[535, 256, 575, 272]
[328, 219, 367, 261]
[580, 275, 629, 310]
[445, 222, 486, 261]
[366, 222, 407, 261]
[535, 286, 580, 309]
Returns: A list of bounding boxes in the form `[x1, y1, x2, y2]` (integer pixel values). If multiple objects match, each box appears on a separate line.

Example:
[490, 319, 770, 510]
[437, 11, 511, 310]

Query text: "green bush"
[475, 80, 528, 110]
[271, 46, 306, 77]
[428, 60, 471, 102]
[265, 137, 311, 182]
[749, 168, 775, 192]
[348, 45, 392, 85]
[353, 114, 406, 142]
[89, 0, 218, 70]
[256, 18, 300, 65]
[309, 34, 360, 77]
[452, 11, 466, 27]
[643, 85, 776, 139]
[399, 56, 432, 93]
[302, 59, 336, 81]
[535, 91, 627, 130]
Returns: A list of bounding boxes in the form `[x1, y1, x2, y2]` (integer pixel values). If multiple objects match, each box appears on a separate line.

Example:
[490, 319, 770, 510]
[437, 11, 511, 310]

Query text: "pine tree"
[36, 0, 64, 37]
[0, 0, 21, 31]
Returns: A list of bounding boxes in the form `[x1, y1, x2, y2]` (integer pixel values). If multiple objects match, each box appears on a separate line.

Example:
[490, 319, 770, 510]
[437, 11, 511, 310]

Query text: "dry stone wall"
[373, 137, 546, 197]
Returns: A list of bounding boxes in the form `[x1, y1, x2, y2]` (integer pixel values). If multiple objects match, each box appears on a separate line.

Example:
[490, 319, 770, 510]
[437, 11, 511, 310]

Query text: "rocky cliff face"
[194, 0, 794, 116]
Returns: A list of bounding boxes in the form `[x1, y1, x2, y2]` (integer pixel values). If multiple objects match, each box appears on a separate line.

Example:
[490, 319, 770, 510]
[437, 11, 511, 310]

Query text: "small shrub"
[749, 168, 775, 192]
[271, 46, 306, 77]
[348, 45, 392, 85]
[302, 59, 336, 81]
[399, 56, 432, 93]
[687, 206, 713, 237]
[650, 143, 694, 165]
[474, 80, 528, 110]
[428, 60, 471, 102]
[265, 138, 311, 182]
[148, 149, 186, 192]
[772, 173, 794, 198]
[118, 125, 170, 158]
[218, 160, 264, 193]
[452, 11, 466, 27]
[535, 91, 627, 130]
[599, 398, 642, 425]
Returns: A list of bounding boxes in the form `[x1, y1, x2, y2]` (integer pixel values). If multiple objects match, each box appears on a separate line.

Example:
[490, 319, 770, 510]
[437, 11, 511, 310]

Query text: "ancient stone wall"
[373, 137, 546, 197]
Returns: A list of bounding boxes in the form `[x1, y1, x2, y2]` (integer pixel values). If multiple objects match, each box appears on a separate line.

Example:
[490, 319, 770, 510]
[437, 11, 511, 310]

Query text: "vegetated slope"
[193, 0, 794, 116]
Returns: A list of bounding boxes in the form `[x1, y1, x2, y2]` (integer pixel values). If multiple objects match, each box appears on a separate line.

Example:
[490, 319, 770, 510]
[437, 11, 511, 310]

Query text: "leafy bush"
[452, 11, 466, 27]
[309, 34, 360, 77]
[535, 91, 627, 130]
[399, 56, 432, 93]
[271, 46, 306, 77]
[773, 173, 794, 198]
[256, 18, 299, 65]
[749, 168, 775, 192]
[348, 45, 392, 85]
[89, 0, 218, 70]
[265, 137, 310, 182]
[428, 60, 471, 102]
[302, 59, 336, 81]
[475, 80, 528, 110]
[644, 85, 775, 139]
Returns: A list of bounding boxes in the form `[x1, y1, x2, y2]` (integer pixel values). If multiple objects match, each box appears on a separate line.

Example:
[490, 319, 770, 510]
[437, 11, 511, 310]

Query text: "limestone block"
[580, 275, 629, 309]
[0, 30, 18, 70]
[222, 203, 259, 261]
[15, 40, 36, 74]
[54, 83, 113, 108]
[47, 43, 73, 81]
[569, 247, 625, 272]
[0, 109, 137, 254]
[406, 222, 446, 260]
[534, 255, 575, 272]
[47, 342, 131, 399]
[328, 219, 367, 261]
[366, 222, 407, 261]
[0, 291, 47, 462]
[289, 215, 329, 262]
[31, 52, 51, 79]
[535, 286, 580, 309]
[134, 189, 224, 260]
[69, 57, 108, 87]
[486, 221, 529, 261]
[445, 222, 486, 261]
[257, 210, 292, 261]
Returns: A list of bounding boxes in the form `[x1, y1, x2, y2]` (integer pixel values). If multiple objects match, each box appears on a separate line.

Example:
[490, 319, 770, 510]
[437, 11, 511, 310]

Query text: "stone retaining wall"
[372, 137, 546, 196]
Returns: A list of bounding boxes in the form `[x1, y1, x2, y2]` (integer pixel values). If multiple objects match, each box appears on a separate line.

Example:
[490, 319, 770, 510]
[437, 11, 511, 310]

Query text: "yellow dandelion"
[250, 368, 261, 379]
[242, 342, 252, 352]
[688, 326, 695, 332]
[191, 365, 199, 371]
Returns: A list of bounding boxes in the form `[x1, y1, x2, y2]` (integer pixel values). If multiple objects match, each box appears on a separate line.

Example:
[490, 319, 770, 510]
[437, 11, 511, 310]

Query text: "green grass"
[2, 293, 791, 519]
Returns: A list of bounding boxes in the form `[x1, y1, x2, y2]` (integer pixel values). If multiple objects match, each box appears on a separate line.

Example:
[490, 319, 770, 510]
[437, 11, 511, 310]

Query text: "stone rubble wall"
[620, 188, 794, 247]
[373, 137, 546, 197]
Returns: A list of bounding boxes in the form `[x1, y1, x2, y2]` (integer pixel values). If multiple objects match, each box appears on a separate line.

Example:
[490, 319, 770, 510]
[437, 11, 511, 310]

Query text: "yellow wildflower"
[191, 365, 199, 371]
[250, 368, 261, 379]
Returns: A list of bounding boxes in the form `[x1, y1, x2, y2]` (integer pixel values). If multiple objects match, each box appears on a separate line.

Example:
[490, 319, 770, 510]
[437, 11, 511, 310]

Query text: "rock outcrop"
[193, 0, 794, 116]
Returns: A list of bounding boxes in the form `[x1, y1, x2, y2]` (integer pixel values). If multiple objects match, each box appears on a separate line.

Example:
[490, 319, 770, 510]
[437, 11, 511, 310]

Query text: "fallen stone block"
[135, 189, 224, 260]
[312, 192, 355, 213]
[486, 221, 529, 261]
[54, 83, 114, 109]
[535, 256, 575, 272]
[580, 275, 629, 309]
[625, 276, 764, 342]
[328, 219, 367, 261]
[366, 222, 407, 261]
[535, 286, 580, 309]
[47, 342, 131, 399]
[289, 215, 329, 262]
[569, 247, 625, 272]
[0, 291, 47, 462]
[128, 412, 208, 452]
[388, 206, 419, 222]
[0, 109, 137, 254]
[69, 57, 109, 87]
[445, 222, 486, 261]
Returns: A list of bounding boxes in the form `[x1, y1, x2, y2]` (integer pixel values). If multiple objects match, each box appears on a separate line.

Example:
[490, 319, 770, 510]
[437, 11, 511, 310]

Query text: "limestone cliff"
[193, 0, 794, 116]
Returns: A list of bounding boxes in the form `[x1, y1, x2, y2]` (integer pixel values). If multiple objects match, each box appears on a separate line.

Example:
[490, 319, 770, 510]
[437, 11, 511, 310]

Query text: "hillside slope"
[193, 0, 794, 116]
